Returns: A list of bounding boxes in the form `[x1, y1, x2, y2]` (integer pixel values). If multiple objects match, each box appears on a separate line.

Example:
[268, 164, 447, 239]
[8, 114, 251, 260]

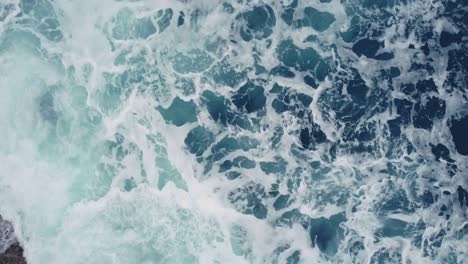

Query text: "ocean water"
[0, 0, 467, 263]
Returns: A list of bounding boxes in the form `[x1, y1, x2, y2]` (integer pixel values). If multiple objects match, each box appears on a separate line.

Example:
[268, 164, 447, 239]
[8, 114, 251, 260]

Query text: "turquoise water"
[0, 0, 467, 263]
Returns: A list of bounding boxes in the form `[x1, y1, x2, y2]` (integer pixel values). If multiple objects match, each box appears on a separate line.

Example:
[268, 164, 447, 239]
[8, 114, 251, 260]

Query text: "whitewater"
[0, 0, 467, 263]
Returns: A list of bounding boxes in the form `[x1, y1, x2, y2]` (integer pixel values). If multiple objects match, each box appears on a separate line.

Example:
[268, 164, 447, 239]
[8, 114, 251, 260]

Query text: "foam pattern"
[0, 0, 467, 263]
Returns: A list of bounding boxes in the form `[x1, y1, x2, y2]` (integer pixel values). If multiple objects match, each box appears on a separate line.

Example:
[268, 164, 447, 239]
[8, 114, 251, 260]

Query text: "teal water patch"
[260, 156, 287, 175]
[202, 90, 252, 129]
[237, 5, 276, 41]
[219, 156, 256, 173]
[184, 126, 215, 157]
[147, 134, 187, 191]
[277, 39, 331, 81]
[209, 57, 247, 87]
[172, 49, 213, 74]
[229, 182, 268, 219]
[112, 8, 156, 40]
[232, 81, 266, 113]
[281, 3, 335, 32]
[209, 136, 258, 162]
[157, 97, 197, 126]
[295, 7, 335, 32]
[18, 0, 63, 42]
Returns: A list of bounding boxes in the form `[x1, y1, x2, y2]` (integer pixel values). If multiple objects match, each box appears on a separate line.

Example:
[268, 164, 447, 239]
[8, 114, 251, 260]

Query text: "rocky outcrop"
[0, 243, 26, 264]
[0, 215, 26, 264]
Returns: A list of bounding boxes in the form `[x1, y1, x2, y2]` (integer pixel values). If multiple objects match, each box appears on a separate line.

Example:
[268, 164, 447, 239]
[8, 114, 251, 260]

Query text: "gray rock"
[0, 216, 15, 254]
[0, 216, 26, 264]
